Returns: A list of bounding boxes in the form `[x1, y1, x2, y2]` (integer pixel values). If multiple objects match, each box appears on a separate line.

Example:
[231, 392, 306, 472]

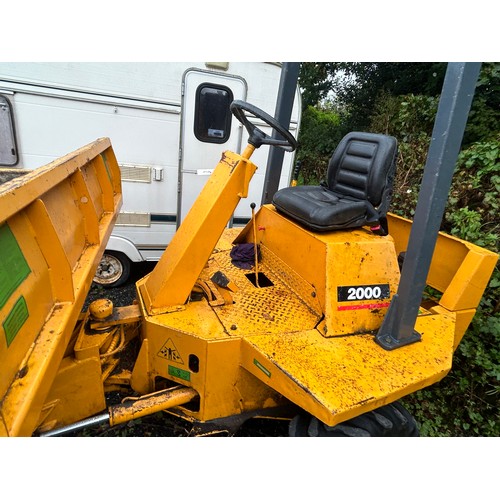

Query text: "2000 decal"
[338, 284, 390, 302]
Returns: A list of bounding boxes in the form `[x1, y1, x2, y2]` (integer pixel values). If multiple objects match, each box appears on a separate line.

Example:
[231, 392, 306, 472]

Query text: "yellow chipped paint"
[241, 312, 455, 426]
[0, 139, 122, 436]
[137, 205, 496, 427]
[2, 134, 497, 436]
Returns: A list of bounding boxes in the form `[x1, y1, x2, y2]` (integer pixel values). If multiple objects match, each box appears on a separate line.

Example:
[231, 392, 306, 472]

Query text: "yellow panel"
[324, 231, 400, 336]
[440, 249, 498, 311]
[139, 274, 298, 422]
[37, 356, 106, 432]
[0, 138, 122, 436]
[41, 179, 87, 270]
[0, 214, 54, 399]
[388, 212, 498, 311]
[139, 151, 257, 313]
[429, 305, 477, 351]
[240, 311, 456, 427]
[236, 205, 328, 309]
[81, 161, 105, 217]
[236, 206, 400, 336]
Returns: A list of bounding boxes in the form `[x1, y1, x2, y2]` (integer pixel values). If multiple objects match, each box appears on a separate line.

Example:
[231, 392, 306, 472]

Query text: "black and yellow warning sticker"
[157, 338, 184, 364]
[0, 223, 31, 308]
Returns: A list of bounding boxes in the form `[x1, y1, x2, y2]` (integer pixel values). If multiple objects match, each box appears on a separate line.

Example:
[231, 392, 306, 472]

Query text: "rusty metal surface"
[0, 168, 30, 185]
[109, 386, 198, 427]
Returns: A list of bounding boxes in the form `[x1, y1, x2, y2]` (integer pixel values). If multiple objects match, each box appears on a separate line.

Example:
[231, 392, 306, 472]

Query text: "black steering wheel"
[230, 100, 297, 152]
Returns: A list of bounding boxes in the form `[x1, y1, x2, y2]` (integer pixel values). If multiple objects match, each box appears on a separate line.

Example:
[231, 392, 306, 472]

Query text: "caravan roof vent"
[205, 62, 229, 71]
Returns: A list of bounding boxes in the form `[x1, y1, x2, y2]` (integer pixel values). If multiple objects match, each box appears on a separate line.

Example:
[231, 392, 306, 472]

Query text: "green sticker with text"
[3, 296, 29, 347]
[0, 224, 31, 308]
[168, 365, 191, 382]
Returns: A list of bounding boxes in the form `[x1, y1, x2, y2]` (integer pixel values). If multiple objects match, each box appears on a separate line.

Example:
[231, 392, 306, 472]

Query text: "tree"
[299, 62, 447, 130]
[463, 62, 500, 145]
[299, 62, 499, 140]
[296, 62, 448, 183]
[298, 63, 339, 109]
[295, 105, 343, 184]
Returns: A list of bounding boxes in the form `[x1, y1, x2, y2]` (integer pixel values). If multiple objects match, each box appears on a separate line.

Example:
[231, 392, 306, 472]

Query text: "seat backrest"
[327, 132, 397, 210]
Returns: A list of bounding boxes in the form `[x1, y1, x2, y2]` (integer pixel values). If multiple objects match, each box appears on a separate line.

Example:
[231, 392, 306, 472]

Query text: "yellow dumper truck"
[0, 63, 497, 437]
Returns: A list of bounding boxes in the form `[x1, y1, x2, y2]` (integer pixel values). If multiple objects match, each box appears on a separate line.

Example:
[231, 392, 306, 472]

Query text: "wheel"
[289, 401, 419, 437]
[93, 251, 131, 288]
[230, 100, 297, 152]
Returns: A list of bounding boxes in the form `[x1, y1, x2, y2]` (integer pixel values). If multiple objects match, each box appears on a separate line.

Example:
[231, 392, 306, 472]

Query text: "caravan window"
[194, 84, 233, 144]
[0, 96, 18, 166]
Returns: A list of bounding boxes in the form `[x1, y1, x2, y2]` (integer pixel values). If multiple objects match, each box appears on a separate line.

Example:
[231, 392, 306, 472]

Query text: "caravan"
[0, 62, 301, 285]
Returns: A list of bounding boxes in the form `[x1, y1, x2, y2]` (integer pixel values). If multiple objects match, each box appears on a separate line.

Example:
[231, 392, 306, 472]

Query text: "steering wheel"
[230, 100, 297, 152]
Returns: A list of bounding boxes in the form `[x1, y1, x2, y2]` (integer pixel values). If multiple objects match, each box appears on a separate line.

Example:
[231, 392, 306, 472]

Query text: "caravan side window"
[0, 96, 18, 166]
[194, 84, 233, 144]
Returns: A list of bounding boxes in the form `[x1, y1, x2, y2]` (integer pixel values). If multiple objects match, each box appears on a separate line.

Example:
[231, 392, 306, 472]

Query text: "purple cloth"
[230, 243, 257, 270]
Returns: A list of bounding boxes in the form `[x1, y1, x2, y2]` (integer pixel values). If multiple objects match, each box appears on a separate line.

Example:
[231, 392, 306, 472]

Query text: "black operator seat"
[272, 132, 398, 235]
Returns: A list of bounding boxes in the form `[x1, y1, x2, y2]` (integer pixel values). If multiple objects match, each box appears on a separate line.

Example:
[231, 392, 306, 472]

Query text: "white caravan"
[0, 62, 301, 285]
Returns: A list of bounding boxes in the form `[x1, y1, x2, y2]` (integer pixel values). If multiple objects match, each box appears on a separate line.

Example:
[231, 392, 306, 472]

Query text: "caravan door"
[179, 69, 247, 224]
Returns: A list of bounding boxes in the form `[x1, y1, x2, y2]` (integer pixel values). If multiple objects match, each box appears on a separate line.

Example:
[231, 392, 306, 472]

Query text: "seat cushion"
[272, 132, 397, 233]
[328, 132, 398, 207]
[272, 185, 369, 231]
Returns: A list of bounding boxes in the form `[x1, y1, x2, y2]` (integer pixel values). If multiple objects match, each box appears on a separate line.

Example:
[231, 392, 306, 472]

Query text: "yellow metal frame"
[0, 138, 122, 436]
[133, 206, 497, 428]
[387, 213, 498, 349]
[1, 138, 497, 436]
[139, 146, 257, 314]
[132, 140, 498, 429]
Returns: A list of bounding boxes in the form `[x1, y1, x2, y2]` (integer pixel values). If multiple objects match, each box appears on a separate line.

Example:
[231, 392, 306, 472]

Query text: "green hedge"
[369, 93, 499, 436]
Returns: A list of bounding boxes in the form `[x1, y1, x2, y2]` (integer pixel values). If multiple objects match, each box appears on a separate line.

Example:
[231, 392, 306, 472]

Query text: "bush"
[444, 135, 500, 248]
[296, 64, 499, 436]
[370, 92, 439, 217]
[295, 105, 344, 184]
[368, 92, 499, 436]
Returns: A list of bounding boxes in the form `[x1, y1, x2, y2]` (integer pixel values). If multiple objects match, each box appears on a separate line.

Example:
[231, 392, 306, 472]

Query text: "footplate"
[240, 310, 456, 426]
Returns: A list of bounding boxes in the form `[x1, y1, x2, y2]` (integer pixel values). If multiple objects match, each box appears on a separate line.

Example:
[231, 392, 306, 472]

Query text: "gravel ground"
[83, 261, 156, 310]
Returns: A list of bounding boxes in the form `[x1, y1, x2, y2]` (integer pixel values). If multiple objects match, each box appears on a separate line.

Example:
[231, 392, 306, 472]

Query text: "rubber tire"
[289, 401, 419, 437]
[93, 251, 131, 288]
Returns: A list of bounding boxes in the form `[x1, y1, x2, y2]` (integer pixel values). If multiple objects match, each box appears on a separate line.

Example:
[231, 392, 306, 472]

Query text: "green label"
[0, 224, 31, 308]
[168, 365, 191, 382]
[254, 358, 271, 378]
[3, 296, 28, 346]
